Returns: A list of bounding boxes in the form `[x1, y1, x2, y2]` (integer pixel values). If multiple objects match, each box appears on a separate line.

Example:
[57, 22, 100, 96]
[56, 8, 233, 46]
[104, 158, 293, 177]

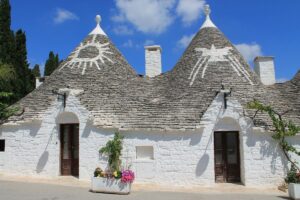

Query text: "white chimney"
[145, 45, 162, 77]
[254, 56, 276, 85]
[35, 77, 45, 88]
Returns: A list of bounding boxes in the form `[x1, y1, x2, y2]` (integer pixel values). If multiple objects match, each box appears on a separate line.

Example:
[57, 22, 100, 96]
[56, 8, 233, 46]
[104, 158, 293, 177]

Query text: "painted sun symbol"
[60, 34, 113, 75]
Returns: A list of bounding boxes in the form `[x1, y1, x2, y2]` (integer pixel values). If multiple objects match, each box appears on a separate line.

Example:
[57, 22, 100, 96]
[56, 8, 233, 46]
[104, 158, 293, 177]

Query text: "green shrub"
[99, 132, 124, 172]
[285, 165, 300, 184]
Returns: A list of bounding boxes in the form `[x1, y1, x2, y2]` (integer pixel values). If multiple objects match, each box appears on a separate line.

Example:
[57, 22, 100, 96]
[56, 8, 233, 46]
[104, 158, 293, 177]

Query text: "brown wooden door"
[214, 131, 240, 183]
[61, 124, 79, 176]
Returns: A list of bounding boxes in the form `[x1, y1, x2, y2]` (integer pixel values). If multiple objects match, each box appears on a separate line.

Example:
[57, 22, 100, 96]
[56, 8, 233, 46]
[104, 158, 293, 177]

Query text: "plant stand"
[91, 177, 131, 194]
[289, 183, 300, 200]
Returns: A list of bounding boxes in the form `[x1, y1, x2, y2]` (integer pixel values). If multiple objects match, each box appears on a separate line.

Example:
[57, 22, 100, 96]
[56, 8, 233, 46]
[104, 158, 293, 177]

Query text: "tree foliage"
[0, 63, 18, 122]
[0, 0, 15, 64]
[44, 51, 60, 76]
[31, 64, 41, 77]
[0, 62, 15, 91]
[99, 132, 124, 172]
[0, 92, 18, 122]
[14, 29, 34, 96]
[247, 100, 300, 170]
[0, 0, 36, 104]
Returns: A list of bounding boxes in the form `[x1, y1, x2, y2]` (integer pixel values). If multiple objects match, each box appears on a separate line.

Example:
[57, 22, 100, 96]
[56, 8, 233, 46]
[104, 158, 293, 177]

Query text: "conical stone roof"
[5, 10, 300, 130]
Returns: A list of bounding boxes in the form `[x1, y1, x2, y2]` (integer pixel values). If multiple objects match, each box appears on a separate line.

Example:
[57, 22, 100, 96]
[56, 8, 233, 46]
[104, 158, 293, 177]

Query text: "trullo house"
[0, 5, 299, 187]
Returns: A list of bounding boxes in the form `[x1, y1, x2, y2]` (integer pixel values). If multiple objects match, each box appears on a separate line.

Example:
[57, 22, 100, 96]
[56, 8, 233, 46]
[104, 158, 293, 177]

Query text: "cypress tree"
[14, 29, 33, 96]
[31, 64, 41, 77]
[44, 51, 60, 76]
[55, 54, 59, 68]
[0, 0, 15, 64]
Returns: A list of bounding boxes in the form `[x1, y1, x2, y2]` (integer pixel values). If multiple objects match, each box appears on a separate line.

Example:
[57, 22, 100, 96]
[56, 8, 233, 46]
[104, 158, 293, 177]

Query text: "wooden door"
[214, 131, 240, 183]
[61, 124, 79, 176]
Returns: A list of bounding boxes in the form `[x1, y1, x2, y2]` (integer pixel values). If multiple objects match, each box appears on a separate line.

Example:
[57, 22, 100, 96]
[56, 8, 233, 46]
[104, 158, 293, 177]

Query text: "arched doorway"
[56, 112, 79, 177]
[214, 117, 241, 183]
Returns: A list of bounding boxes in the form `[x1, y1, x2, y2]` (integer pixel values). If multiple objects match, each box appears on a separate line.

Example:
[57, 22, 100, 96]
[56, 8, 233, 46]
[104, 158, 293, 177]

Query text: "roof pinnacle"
[200, 4, 217, 29]
[89, 14, 107, 36]
[96, 15, 101, 25]
[204, 4, 211, 16]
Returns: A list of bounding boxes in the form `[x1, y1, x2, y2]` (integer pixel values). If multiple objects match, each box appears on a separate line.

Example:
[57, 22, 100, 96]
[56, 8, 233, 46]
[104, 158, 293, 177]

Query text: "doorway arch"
[214, 117, 242, 183]
[56, 112, 80, 177]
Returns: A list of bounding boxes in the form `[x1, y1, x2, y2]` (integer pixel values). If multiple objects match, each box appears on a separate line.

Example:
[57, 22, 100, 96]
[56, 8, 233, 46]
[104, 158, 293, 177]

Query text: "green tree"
[0, 0, 33, 103]
[0, 0, 15, 64]
[0, 92, 18, 123]
[14, 29, 34, 96]
[0, 62, 18, 122]
[31, 64, 41, 77]
[44, 51, 60, 76]
[0, 62, 15, 92]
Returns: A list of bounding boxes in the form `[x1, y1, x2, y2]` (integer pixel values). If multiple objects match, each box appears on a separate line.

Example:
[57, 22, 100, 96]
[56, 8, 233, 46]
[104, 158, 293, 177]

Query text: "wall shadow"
[36, 151, 49, 173]
[196, 153, 209, 177]
[35, 126, 56, 173]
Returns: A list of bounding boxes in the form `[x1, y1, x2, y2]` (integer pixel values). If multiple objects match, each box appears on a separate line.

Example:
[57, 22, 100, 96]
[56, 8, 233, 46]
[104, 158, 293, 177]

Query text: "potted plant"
[286, 165, 300, 200]
[91, 132, 135, 194]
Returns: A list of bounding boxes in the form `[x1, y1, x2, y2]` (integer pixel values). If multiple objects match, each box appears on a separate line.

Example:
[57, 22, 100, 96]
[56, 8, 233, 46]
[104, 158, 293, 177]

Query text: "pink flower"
[121, 170, 135, 183]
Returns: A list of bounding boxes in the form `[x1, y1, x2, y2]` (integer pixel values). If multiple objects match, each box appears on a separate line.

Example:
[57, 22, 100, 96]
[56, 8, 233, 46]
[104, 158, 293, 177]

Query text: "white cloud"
[113, 0, 176, 34]
[111, 14, 126, 23]
[113, 25, 134, 35]
[144, 40, 155, 46]
[235, 43, 263, 62]
[177, 34, 195, 49]
[54, 8, 79, 24]
[176, 0, 206, 25]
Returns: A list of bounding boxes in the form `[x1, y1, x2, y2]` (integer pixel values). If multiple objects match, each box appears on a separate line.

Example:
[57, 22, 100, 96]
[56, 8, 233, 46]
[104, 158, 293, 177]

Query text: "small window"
[0, 140, 5, 152]
[136, 146, 154, 160]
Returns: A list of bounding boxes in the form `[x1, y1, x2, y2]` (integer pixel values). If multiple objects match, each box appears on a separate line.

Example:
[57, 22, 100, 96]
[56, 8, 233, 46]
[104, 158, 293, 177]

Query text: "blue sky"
[10, 0, 300, 81]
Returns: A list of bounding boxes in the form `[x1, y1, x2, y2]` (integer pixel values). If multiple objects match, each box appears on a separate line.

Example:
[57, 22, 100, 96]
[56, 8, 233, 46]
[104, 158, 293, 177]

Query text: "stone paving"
[0, 176, 289, 200]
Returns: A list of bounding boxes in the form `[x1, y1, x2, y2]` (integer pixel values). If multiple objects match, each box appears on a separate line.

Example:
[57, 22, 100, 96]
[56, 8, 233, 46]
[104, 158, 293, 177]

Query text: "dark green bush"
[285, 165, 300, 184]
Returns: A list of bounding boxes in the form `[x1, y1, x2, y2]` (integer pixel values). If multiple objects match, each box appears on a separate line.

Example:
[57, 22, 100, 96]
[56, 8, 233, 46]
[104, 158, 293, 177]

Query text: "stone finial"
[96, 15, 101, 25]
[200, 4, 217, 29]
[204, 4, 211, 17]
[89, 14, 107, 36]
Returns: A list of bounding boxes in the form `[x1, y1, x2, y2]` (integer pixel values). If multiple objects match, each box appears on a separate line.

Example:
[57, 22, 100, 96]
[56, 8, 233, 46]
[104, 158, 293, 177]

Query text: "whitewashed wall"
[0, 93, 90, 178]
[0, 93, 299, 188]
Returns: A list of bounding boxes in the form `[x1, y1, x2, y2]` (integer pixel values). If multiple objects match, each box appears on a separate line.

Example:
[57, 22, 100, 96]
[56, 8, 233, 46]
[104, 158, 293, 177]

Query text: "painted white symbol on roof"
[59, 34, 113, 75]
[188, 44, 254, 86]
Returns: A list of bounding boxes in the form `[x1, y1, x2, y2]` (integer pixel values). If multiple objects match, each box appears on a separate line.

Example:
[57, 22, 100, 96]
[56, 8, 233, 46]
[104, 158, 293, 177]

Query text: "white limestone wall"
[80, 93, 300, 187]
[0, 93, 90, 178]
[0, 92, 299, 188]
[80, 128, 215, 186]
[201, 94, 290, 187]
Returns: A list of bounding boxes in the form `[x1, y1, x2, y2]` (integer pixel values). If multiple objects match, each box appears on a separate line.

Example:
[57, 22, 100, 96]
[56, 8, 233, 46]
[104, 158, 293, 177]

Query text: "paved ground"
[0, 180, 289, 200]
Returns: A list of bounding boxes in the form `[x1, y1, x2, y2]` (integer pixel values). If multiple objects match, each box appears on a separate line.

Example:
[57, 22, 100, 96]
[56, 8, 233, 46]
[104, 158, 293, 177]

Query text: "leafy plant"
[0, 92, 19, 122]
[0, 62, 16, 92]
[285, 165, 300, 184]
[94, 167, 103, 177]
[99, 132, 124, 172]
[247, 100, 300, 179]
